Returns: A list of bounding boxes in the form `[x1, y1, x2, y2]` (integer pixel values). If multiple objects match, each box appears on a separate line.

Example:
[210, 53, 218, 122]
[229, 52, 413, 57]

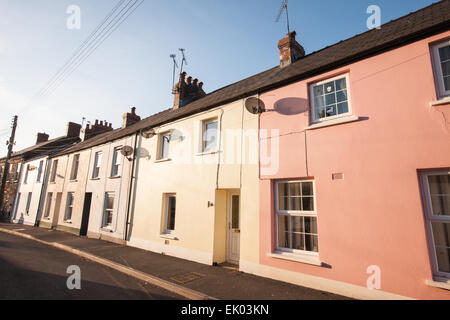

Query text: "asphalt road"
[0, 232, 182, 300]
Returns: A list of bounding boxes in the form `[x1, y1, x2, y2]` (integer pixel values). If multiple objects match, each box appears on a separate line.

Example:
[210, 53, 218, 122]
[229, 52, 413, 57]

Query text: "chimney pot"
[36, 132, 49, 144]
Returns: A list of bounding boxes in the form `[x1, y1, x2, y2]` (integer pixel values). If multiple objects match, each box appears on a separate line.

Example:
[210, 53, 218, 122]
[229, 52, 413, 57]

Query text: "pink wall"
[259, 31, 450, 299]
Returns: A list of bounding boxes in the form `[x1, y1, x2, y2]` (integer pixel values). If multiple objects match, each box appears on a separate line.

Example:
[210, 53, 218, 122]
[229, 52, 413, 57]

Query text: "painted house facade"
[127, 75, 260, 266]
[250, 3, 450, 299]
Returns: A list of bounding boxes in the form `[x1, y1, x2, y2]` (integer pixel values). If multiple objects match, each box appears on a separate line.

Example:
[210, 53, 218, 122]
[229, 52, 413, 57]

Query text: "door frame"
[226, 190, 241, 265]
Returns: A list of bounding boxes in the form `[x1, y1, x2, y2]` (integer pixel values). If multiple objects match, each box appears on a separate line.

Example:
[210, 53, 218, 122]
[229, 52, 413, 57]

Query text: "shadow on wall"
[272, 98, 309, 116]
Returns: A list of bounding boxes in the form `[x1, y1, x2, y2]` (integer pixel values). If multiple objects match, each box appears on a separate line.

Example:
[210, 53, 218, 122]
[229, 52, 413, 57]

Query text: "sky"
[0, 0, 438, 154]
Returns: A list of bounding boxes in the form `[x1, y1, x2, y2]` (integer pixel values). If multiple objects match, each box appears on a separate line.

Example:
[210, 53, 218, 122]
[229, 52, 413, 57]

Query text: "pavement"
[0, 222, 348, 300]
[0, 231, 183, 299]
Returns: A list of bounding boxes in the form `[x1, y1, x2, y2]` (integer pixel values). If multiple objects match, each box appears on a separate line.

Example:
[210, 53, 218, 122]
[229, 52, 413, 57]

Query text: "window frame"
[201, 118, 219, 153]
[420, 170, 450, 279]
[64, 192, 74, 222]
[44, 192, 53, 218]
[162, 193, 177, 235]
[70, 154, 80, 181]
[274, 180, 319, 257]
[431, 40, 450, 99]
[50, 159, 58, 183]
[92, 151, 102, 179]
[309, 73, 352, 124]
[157, 132, 171, 160]
[102, 192, 115, 228]
[25, 192, 32, 215]
[110, 147, 122, 177]
[36, 160, 44, 182]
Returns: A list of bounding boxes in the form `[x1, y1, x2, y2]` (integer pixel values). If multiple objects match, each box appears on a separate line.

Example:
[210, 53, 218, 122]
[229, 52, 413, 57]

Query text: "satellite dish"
[142, 129, 156, 139]
[245, 97, 265, 114]
[120, 146, 134, 158]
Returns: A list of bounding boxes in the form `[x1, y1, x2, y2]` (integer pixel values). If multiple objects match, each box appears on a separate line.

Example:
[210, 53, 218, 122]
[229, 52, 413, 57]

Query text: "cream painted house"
[126, 73, 261, 267]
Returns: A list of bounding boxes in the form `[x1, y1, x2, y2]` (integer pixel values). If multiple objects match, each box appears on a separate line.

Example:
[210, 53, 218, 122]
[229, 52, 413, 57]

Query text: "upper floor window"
[310, 74, 351, 123]
[421, 171, 450, 278]
[92, 151, 102, 179]
[275, 180, 318, 255]
[36, 160, 44, 182]
[23, 165, 30, 184]
[70, 154, 80, 181]
[158, 133, 171, 160]
[13, 163, 21, 182]
[50, 160, 58, 183]
[431, 41, 450, 98]
[111, 147, 122, 177]
[202, 118, 218, 153]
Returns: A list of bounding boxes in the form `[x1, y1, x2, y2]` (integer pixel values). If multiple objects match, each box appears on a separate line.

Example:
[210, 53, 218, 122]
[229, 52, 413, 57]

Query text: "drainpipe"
[124, 131, 139, 241]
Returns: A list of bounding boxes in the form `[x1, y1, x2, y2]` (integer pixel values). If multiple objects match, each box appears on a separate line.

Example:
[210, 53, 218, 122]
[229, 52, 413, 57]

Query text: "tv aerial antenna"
[276, 0, 290, 34]
[179, 48, 188, 74]
[170, 54, 178, 94]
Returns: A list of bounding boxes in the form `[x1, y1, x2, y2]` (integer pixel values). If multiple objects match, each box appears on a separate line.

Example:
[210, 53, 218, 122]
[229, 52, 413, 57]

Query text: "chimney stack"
[278, 31, 305, 68]
[36, 133, 49, 144]
[122, 107, 141, 128]
[66, 122, 82, 138]
[173, 72, 206, 109]
[81, 119, 113, 141]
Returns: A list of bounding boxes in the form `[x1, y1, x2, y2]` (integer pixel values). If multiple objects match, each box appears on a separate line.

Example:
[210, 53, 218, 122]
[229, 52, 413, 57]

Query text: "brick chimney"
[81, 120, 113, 141]
[173, 72, 206, 109]
[66, 122, 82, 138]
[278, 31, 305, 68]
[122, 107, 141, 128]
[36, 133, 49, 144]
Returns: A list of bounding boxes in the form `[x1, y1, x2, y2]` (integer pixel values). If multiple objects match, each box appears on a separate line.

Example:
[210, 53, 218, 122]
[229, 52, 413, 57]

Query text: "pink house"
[254, 1, 450, 299]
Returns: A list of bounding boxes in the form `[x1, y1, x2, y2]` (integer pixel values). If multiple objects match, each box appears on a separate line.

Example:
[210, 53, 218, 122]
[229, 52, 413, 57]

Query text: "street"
[0, 231, 182, 300]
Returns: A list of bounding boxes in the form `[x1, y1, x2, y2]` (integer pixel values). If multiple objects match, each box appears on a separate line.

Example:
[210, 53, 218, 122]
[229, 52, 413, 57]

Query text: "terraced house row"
[1, 1, 450, 299]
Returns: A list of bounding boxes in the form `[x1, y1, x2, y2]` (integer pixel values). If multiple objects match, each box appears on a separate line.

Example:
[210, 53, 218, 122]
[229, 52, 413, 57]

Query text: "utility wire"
[22, 0, 145, 111]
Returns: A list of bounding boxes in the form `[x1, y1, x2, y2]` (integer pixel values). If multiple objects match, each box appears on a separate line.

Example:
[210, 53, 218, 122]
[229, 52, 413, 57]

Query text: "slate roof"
[55, 0, 450, 157]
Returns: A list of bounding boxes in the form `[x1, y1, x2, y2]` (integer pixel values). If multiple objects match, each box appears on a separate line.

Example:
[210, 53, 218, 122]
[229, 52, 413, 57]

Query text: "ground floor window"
[275, 180, 318, 254]
[44, 193, 52, 218]
[65, 192, 74, 222]
[25, 192, 32, 215]
[421, 171, 450, 278]
[163, 194, 176, 234]
[102, 192, 114, 228]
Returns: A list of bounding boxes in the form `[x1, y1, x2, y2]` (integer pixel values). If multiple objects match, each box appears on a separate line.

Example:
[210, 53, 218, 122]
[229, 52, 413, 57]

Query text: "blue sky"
[0, 0, 437, 153]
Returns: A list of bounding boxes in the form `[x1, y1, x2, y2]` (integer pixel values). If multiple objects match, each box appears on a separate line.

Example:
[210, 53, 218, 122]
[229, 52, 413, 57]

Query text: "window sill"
[69, 179, 78, 183]
[160, 233, 178, 240]
[268, 251, 322, 267]
[305, 115, 360, 130]
[100, 227, 113, 233]
[64, 220, 72, 224]
[154, 158, 171, 163]
[430, 96, 450, 107]
[91, 177, 100, 181]
[108, 175, 121, 179]
[196, 150, 218, 156]
[426, 278, 450, 291]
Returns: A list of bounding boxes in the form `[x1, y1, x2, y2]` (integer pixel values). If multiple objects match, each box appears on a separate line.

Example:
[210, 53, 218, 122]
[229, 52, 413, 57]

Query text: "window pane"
[291, 216, 303, 233]
[278, 215, 289, 234]
[304, 217, 318, 234]
[439, 45, 450, 62]
[279, 197, 288, 211]
[336, 90, 348, 103]
[314, 96, 325, 108]
[432, 222, 450, 248]
[323, 81, 335, 94]
[444, 76, 450, 91]
[167, 196, 176, 231]
[232, 195, 239, 229]
[289, 183, 301, 196]
[106, 194, 114, 210]
[441, 61, 450, 77]
[290, 197, 301, 211]
[335, 78, 347, 90]
[318, 107, 326, 119]
[302, 182, 313, 196]
[291, 232, 304, 250]
[278, 183, 288, 197]
[326, 105, 337, 117]
[203, 121, 218, 152]
[428, 175, 450, 216]
[313, 85, 324, 97]
[337, 102, 349, 114]
[435, 247, 450, 273]
[325, 93, 336, 106]
[302, 197, 314, 211]
[305, 234, 319, 252]
[431, 196, 450, 216]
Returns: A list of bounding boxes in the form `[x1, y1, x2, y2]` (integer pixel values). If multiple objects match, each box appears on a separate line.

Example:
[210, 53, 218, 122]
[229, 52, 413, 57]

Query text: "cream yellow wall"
[128, 98, 260, 265]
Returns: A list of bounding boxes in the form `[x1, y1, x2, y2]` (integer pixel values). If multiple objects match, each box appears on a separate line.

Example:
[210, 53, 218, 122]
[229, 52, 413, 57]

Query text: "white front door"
[227, 191, 240, 264]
